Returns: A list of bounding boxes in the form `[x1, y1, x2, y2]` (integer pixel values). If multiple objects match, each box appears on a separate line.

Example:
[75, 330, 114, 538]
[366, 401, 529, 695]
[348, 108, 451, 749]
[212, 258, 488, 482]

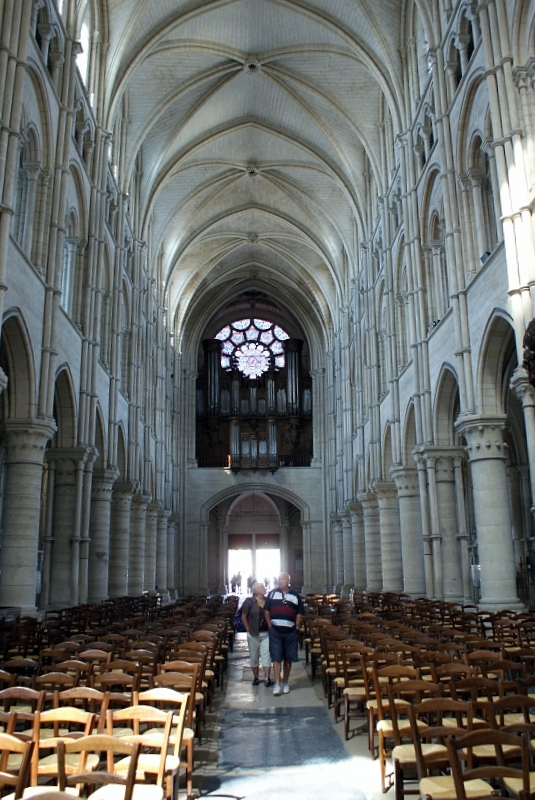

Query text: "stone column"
[167, 515, 177, 599]
[453, 456, 472, 602]
[143, 502, 159, 592]
[156, 509, 171, 602]
[41, 458, 56, 608]
[87, 467, 118, 603]
[332, 516, 344, 593]
[0, 420, 55, 612]
[456, 415, 522, 609]
[79, 453, 96, 605]
[358, 492, 382, 592]
[348, 502, 366, 591]
[129, 493, 150, 595]
[373, 482, 403, 592]
[47, 449, 88, 608]
[425, 455, 443, 599]
[391, 467, 426, 597]
[511, 369, 535, 529]
[415, 453, 434, 597]
[341, 511, 355, 596]
[435, 452, 463, 603]
[109, 481, 135, 597]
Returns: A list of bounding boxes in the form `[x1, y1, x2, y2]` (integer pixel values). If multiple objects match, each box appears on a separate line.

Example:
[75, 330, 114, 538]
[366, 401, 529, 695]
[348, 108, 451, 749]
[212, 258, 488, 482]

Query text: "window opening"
[215, 318, 289, 378]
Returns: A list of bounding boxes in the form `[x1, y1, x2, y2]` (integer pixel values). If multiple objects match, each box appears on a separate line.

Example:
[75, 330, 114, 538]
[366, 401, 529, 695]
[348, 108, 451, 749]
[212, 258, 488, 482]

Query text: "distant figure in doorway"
[230, 574, 237, 593]
[242, 581, 273, 687]
[264, 576, 270, 590]
[236, 572, 242, 593]
[264, 572, 304, 696]
[247, 574, 254, 593]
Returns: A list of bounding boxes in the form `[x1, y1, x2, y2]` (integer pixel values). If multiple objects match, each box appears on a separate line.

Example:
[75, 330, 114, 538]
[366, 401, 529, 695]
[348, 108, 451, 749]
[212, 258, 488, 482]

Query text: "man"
[264, 571, 304, 696]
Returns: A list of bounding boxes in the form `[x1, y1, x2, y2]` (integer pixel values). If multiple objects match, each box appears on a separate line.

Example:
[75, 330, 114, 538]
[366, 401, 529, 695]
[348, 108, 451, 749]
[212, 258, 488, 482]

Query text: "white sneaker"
[282, 682, 290, 694]
[273, 684, 282, 696]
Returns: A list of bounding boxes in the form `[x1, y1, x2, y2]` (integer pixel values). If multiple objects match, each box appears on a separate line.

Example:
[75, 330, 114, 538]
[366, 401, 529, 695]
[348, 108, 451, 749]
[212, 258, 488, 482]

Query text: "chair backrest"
[0, 732, 34, 798]
[408, 698, 473, 780]
[57, 734, 141, 800]
[372, 664, 419, 719]
[31, 706, 97, 784]
[106, 705, 173, 787]
[0, 687, 45, 713]
[445, 728, 528, 800]
[387, 680, 443, 743]
[54, 687, 108, 732]
[134, 688, 189, 757]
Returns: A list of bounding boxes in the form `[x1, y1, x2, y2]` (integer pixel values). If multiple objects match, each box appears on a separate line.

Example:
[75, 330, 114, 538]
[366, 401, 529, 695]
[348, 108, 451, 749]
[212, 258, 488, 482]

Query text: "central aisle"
[198, 633, 371, 800]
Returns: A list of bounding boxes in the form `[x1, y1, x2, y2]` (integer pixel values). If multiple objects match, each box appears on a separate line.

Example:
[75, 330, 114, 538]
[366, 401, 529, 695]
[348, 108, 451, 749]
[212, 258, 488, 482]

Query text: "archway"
[227, 491, 281, 593]
[203, 487, 306, 595]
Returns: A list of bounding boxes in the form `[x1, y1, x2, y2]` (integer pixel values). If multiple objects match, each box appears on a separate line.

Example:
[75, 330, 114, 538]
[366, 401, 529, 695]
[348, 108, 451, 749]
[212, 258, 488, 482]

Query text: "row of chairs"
[301, 592, 535, 800]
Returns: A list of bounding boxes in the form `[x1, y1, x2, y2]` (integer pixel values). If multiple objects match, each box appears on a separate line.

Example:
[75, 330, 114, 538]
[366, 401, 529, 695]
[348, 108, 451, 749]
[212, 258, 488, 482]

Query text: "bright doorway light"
[255, 549, 280, 591]
[228, 549, 252, 594]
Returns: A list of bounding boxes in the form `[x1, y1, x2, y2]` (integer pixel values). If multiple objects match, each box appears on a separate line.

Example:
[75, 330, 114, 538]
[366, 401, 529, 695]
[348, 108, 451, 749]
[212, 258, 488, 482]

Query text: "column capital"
[455, 413, 508, 462]
[371, 480, 398, 500]
[510, 366, 535, 408]
[132, 492, 152, 508]
[113, 479, 139, 497]
[46, 446, 93, 467]
[357, 491, 378, 510]
[92, 467, 120, 500]
[146, 501, 161, 518]
[1, 418, 56, 463]
[346, 501, 362, 517]
[390, 466, 419, 496]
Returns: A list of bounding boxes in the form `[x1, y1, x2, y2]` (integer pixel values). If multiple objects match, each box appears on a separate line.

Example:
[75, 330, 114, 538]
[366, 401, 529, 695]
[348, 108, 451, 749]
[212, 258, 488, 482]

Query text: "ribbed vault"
[99, 0, 409, 340]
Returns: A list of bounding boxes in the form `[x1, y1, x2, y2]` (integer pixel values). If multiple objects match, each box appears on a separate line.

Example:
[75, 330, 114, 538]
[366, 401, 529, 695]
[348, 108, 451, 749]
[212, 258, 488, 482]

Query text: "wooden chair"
[338, 648, 372, 740]
[377, 678, 438, 794]
[131, 690, 188, 800]
[394, 697, 471, 800]
[30, 707, 97, 787]
[152, 670, 198, 783]
[2, 660, 39, 688]
[33, 674, 77, 705]
[105, 707, 173, 797]
[54, 687, 109, 733]
[56, 735, 160, 800]
[158, 663, 204, 741]
[0, 689, 45, 715]
[0, 733, 34, 799]
[51, 661, 91, 688]
[446, 728, 529, 800]
[410, 704, 476, 800]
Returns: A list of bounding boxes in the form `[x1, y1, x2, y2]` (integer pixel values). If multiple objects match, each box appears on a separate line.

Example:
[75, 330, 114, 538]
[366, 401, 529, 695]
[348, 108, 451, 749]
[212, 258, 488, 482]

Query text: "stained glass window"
[214, 318, 289, 378]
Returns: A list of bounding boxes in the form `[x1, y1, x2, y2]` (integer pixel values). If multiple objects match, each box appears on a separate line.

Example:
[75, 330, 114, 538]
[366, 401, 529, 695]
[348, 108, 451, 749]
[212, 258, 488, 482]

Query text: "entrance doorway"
[227, 548, 281, 593]
[227, 491, 281, 593]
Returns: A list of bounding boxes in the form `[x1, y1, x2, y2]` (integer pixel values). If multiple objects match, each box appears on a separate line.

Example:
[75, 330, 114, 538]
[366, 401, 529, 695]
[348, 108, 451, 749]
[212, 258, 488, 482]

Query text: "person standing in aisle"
[264, 572, 304, 696]
[241, 581, 273, 686]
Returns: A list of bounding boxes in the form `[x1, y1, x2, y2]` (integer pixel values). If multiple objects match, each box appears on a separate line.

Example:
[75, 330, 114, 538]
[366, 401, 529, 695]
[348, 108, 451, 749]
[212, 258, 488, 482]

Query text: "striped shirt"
[265, 588, 305, 628]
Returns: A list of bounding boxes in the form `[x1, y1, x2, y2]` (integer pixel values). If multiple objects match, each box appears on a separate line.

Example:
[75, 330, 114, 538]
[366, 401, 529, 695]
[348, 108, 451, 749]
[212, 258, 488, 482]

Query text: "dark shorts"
[268, 625, 299, 663]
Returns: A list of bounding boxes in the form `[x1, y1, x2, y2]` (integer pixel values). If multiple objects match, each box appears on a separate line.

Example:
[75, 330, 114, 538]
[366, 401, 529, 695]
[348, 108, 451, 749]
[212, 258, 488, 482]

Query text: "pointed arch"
[0, 311, 37, 420]
[434, 365, 461, 445]
[94, 405, 106, 471]
[402, 400, 418, 464]
[477, 311, 516, 415]
[52, 367, 77, 448]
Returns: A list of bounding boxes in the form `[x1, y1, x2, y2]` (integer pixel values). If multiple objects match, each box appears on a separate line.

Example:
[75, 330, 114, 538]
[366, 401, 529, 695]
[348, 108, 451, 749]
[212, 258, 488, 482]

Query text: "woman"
[241, 581, 273, 686]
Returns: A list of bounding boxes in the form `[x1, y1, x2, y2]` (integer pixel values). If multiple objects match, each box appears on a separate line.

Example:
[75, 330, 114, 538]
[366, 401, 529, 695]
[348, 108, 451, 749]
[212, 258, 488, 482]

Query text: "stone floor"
[189, 633, 388, 800]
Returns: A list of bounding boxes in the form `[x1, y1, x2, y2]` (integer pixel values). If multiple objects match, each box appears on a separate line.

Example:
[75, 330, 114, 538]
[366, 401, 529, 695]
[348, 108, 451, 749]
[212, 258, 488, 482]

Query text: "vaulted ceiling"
[101, 0, 414, 333]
